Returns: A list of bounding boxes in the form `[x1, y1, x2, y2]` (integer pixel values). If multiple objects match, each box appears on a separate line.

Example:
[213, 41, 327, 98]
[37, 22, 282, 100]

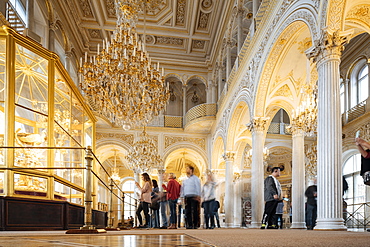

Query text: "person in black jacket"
[355, 137, 370, 181]
[261, 167, 282, 229]
[305, 179, 317, 230]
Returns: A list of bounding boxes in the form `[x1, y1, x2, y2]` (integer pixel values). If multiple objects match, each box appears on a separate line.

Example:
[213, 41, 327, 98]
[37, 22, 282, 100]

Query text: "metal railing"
[5, 1, 26, 33]
[164, 115, 183, 128]
[267, 122, 292, 135]
[184, 103, 217, 126]
[342, 100, 366, 125]
[345, 202, 370, 230]
[0, 145, 138, 231]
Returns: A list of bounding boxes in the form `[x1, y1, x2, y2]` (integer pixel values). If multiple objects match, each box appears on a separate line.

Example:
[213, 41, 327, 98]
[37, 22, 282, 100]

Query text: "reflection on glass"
[0, 172, 3, 193]
[14, 173, 47, 196]
[0, 39, 5, 164]
[54, 181, 83, 205]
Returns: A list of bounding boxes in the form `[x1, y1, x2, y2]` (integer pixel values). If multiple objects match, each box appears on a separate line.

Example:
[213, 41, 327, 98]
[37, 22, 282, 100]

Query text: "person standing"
[355, 137, 370, 184]
[202, 173, 216, 229]
[162, 173, 181, 229]
[274, 201, 284, 229]
[180, 165, 201, 229]
[261, 167, 282, 229]
[135, 173, 152, 228]
[150, 179, 160, 228]
[159, 173, 169, 229]
[305, 179, 317, 230]
[213, 200, 221, 228]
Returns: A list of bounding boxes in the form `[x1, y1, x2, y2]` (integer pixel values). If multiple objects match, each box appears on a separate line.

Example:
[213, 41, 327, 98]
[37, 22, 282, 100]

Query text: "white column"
[247, 117, 269, 228]
[291, 127, 306, 229]
[237, 8, 244, 54]
[182, 85, 186, 117]
[307, 30, 351, 230]
[158, 169, 165, 192]
[233, 179, 242, 227]
[226, 41, 232, 82]
[211, 82, 217, 103]
[222, 151, 235, 227]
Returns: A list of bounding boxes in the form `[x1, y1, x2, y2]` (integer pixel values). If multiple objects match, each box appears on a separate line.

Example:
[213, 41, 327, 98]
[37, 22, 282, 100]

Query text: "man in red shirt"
[162, 173, 181, 229]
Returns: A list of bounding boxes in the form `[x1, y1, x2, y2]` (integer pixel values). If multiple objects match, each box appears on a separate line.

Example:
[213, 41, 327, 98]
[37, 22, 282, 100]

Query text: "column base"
[290, 222, 306, 229]
[315, 218, 347, 230]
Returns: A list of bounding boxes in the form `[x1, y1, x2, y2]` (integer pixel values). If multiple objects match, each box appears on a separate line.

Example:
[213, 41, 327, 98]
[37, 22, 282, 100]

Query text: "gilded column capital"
[306, 29, 352, 64]
[222, 151, 235, 162]
[246, 117, 270, 132]
[289, 125, 305, 136]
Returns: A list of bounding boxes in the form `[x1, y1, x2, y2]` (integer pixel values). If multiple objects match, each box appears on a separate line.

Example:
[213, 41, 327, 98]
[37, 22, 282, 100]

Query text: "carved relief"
[246, 117, 270, 132]
[88, 29, 102, 39]
[327, 0, 346, 31]
[176, 0, 186, 26]
[346, 5, 370, 28]
[165, 136, 206, 150]
[273, 85, 293, 99]
[155, 36, 184, 46]
[201, 0, 213, 10]
[78, 0, 94, 18]
[105, 0, 116, 18]
[305, 142, 317, 180]
[298, 37, 312, 54]
[96, 133, 134, 145]
[198, 12, 210, 29]
[192, 40, 206, 49]
[222, 151, 235, 161]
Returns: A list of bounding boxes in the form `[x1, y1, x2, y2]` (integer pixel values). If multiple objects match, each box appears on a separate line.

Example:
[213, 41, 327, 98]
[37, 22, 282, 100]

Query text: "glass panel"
[358, 77, 368, 103]
[71, 94, 83, 147]
[14, 173, 47, 197]
[14, 106, 47, 168]
[343, 156, 355, 175]
[54, 180, 83, 205]
[0, 38, 5, 162]
[359, 66, 368, 79]
[0, 172, 3, 193]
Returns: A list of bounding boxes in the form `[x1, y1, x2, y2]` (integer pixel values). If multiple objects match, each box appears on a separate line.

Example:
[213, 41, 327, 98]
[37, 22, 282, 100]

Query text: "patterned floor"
[0, 234, 213, 247]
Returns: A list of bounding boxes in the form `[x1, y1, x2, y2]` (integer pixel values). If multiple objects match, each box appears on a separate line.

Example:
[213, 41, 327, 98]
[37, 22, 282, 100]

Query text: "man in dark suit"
[261, 167, 282, 229]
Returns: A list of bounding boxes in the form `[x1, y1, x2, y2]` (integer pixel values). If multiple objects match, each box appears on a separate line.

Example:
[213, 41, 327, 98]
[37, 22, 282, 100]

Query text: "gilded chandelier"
[126, 128, 163, 172]
[291, 83, 318, 136]
[79, 0, 169, 130]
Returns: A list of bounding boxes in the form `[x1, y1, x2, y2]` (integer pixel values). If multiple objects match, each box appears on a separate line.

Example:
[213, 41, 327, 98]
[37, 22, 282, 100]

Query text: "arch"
[250, 5, 318, 118]
[165, 73, 182, 82]
[186, 75, 208, 88]
[212, 135, 225, 171]
[54, 20, 70, 51]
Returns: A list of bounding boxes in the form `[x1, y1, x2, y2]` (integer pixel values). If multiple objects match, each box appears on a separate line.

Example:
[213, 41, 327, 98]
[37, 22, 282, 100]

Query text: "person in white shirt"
[180, 165, 201, 229]
[201, 173, 217, 229]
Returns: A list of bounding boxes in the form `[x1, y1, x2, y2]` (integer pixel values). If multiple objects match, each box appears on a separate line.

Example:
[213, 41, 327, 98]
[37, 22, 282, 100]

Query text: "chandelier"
[126, 128, 163, 172]
[291, 83, 318, 136]
[79, 0, 169, 130]
[110, 150, 121, 184]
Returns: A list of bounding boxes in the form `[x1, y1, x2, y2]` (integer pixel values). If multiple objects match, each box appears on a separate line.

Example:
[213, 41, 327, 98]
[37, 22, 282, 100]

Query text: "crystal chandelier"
[291, 83, 318, 136]
[79, 0, 169, 130]
[110, 150, 121, 184]
[126, 127, 163, 172]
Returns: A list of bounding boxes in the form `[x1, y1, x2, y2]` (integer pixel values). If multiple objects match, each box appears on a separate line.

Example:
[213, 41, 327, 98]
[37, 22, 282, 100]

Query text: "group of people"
[134, 165, 221, 229]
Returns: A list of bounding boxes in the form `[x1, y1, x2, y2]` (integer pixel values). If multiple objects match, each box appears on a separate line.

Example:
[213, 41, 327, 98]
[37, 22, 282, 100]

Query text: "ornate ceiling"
[55, 0, 233, 70]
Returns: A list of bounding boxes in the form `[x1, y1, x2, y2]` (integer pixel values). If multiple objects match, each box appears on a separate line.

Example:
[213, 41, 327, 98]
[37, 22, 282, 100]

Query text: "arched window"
[122, 179, 136, 221]
[340, 83, 345, 114]
[343, 153, 366, 226]
[350, 61, 369, 108]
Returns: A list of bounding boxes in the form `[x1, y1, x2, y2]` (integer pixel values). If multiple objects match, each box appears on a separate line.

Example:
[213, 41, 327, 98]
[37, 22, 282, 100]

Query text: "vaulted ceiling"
[54, 0, 233, 72]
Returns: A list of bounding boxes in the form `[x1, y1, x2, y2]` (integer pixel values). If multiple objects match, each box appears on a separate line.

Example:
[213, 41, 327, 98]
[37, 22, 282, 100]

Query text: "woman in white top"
[135, 173, 152, 228]
[201, 173, 216, 229]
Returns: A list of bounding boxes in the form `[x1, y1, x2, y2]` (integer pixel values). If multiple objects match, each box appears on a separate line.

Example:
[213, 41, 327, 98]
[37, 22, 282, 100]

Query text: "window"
[340, 83, 345, 114]
[8, 0, 27, 26]
[122, 180, 136, 221]
[350, 61, 369, 108]
[343, 154, 364, 205]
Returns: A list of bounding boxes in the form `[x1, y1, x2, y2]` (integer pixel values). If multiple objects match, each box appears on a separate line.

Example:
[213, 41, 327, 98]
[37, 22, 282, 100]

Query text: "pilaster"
[222, 151, 235, 227]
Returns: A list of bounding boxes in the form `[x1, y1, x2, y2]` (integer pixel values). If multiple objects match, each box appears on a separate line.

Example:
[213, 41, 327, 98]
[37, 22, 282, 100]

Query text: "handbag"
[363, 171, 370, 186]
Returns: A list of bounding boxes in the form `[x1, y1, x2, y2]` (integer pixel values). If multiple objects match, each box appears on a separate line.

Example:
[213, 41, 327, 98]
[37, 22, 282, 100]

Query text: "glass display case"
[0, 26, 96, 203]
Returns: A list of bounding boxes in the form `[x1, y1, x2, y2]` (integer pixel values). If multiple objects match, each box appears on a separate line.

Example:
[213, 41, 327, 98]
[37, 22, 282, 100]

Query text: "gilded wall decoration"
[327, 0, 345, 31]
[155, 36, 184, 46]
[298, 37, 312, 54]
[88, 29, 102, 39]
[78, 0, 94, 18]
[96, 133, 134, 145]
[176, 0, 186, 26]
[192, 40, 206, 50]
[305, 142, 317, 180]
[198, 12, 210, 29]
[164, 136, 206, 150]
[105, 0, 116, 18]
[273, 85, 293, 99]
[346, 5, 370, 27]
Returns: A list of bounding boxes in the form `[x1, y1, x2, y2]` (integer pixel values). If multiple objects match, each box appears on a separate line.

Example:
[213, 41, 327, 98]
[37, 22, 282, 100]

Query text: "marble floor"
[0, 233, 213, 247]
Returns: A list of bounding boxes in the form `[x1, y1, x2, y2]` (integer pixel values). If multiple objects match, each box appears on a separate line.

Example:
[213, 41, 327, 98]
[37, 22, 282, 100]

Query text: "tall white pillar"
[233, 178, 242, 227]
[307, 30, 351, 230]
[222, 151, 235, 227]
[226, 41, 232, 82]
[291, 127, 306, 229]
[182, 85, 186, 117]
[247, 117, 269, 228]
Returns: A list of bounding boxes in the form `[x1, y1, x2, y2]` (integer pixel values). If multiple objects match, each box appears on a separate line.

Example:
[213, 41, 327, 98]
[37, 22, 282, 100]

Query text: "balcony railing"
[185, 103, 217, 126]
[164, 115, 183, 128]
[267, 122, 291, 135]
[345, 202, 370, 230]
[342, 100, 366, 125]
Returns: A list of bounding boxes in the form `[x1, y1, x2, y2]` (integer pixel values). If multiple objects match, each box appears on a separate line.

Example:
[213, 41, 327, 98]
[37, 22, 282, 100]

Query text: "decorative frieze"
[176, 0, 186, 26]
[88, 29, 102, 39]
[78, 0, 94, 18]
[96, 133, 134, 145]
[192, 40, 206, 49]
[346, 5, 370, 28]
[105, 0, 116, 18]
[164, 136, 205, 150]
[198, 12, 210, 29]
[155, 36, 184, 46]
